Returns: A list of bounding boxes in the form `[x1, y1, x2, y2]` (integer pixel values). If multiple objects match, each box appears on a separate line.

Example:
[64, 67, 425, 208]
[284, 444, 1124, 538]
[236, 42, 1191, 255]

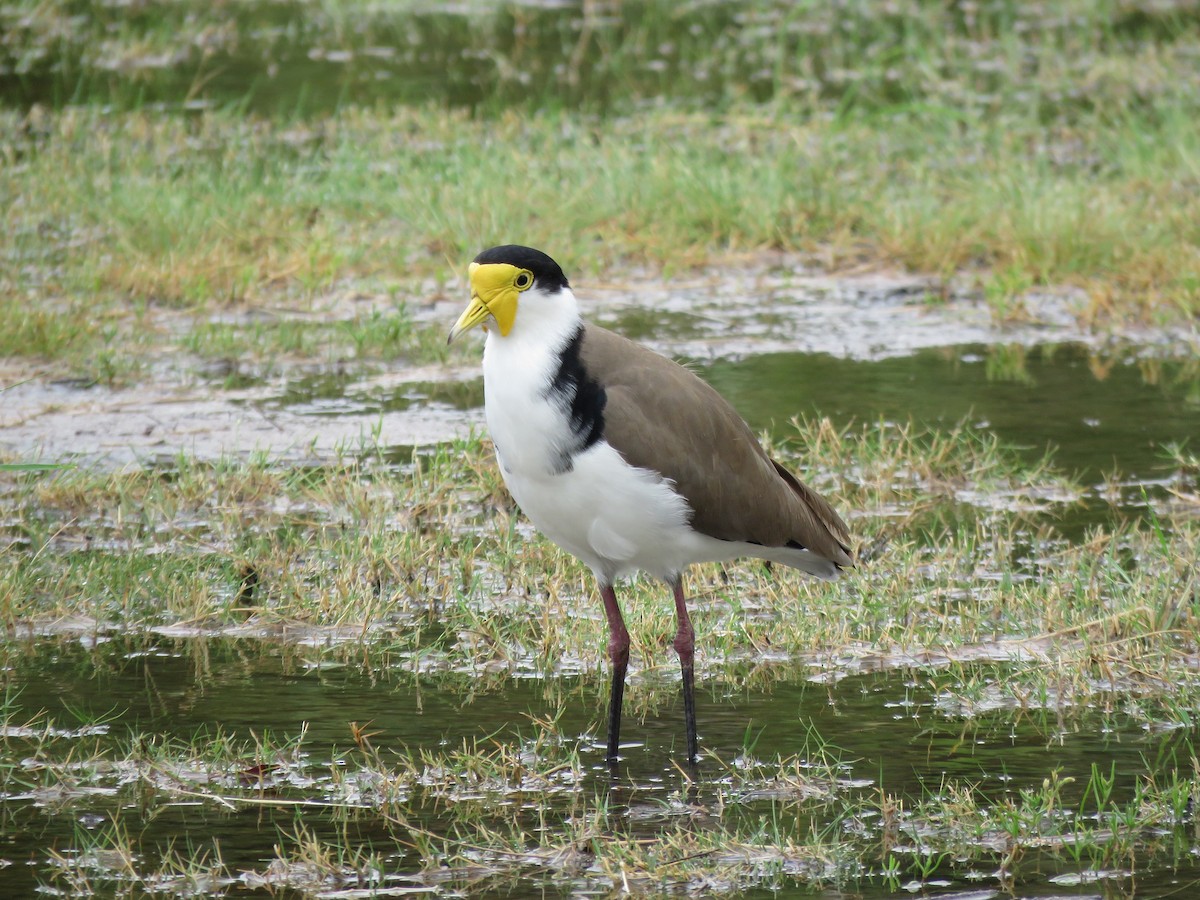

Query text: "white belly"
[500, 441, 697, 583]
[479, 317, 742, 584]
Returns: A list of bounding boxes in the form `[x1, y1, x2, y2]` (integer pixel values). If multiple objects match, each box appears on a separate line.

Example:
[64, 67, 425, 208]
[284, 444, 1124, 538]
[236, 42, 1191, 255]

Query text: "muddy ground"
[3, 261, 1196, 466]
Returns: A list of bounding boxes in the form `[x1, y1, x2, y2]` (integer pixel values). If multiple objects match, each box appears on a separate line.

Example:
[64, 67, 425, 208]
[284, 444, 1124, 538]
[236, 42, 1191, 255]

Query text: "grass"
[180, 307, 466, 369]
[7, 693, 1199, 896]
[4, 1, 1200, 895]
[4, 0, 1200, 118]
[3, 0, 1200, 379]
[1, 421, 1197, 893]
[2, 420, 1197, 722]
[5, 108, 1199, 331]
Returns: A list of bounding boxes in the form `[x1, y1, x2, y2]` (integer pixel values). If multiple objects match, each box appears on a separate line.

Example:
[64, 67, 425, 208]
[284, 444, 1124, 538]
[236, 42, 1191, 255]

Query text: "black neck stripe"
[545, 325, 605, 456]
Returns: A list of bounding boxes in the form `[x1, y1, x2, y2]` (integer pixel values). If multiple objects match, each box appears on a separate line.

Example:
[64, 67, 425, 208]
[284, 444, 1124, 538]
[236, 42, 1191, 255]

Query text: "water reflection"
[3, 637, 1196, 895]
[703, 342, 1200, 481]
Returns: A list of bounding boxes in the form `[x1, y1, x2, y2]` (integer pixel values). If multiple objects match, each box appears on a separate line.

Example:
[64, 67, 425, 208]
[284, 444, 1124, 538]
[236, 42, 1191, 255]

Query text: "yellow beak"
[447, 262, 521, 343]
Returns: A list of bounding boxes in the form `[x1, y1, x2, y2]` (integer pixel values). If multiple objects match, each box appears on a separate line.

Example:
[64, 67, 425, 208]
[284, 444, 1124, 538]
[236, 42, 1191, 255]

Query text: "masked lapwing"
[449, 245, 853, 763]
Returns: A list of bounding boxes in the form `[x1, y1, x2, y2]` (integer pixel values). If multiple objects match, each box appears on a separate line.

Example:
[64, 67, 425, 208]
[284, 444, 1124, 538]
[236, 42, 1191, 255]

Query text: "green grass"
[9, 696, 1199, 896]
[2, 419, 1198, 895]
[4, 3, 1200, 894]
[5, 0, 1200, 119]
[4, 104, 1199, 376]
[4, 0, 1200, 375]
[2, 420, 1197, 725]
[181, 307, 466, 369]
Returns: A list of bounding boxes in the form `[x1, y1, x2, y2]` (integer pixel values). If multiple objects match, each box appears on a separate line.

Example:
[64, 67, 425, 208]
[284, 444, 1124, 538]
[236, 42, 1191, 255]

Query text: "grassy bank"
[3, 105, 1199, 375]
[4, 0, 1199, 118]
[3, 0, 1200, 379]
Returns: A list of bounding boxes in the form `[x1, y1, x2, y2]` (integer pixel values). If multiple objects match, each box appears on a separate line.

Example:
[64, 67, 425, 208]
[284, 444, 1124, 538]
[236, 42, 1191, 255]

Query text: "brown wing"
[579, 325, 853, 567]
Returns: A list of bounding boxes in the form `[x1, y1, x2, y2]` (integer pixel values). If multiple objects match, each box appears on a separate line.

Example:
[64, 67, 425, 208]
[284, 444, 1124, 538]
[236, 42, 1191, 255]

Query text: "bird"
[448, 245, 853, 763]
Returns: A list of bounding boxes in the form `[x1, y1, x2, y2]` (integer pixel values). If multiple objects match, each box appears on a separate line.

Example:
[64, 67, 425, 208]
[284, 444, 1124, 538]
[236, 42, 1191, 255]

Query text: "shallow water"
[320, 340, 1194, 496]
[3, 638, 1198, 897]
[248, 340, 1198, 485]
[4, 332, 1200, 893]
[5, 3, 1200, 894]
[4, 0, 1197, 117]
[703, 342, 1200, 482]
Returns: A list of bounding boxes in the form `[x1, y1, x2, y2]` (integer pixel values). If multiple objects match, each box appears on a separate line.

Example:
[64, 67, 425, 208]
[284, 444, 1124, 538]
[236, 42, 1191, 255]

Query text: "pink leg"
[671, 577, 698, 762]
[600, 583, 629, 762]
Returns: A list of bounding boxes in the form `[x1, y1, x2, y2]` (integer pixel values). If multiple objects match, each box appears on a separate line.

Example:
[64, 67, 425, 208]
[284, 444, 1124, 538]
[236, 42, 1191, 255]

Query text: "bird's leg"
[600, 583, 630, 763]
[671, 576, 698, 763]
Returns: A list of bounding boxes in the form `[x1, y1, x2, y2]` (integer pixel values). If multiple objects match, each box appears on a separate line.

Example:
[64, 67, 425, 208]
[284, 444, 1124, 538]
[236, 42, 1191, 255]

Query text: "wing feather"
[579, 326, 853, 568]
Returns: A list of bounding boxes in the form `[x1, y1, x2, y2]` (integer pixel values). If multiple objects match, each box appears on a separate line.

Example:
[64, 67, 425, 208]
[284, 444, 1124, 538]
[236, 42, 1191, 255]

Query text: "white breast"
[479, 292, 702, 584]
[502, 440, 696, 583]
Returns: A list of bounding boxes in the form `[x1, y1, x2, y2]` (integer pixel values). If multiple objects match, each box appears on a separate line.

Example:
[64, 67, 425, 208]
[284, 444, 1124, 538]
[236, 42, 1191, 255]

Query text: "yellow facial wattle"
[447, 262, 533, 342]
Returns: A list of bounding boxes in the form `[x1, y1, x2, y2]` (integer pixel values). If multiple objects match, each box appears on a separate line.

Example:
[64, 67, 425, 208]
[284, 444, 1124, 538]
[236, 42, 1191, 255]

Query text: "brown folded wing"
[579, 326, 853, 567]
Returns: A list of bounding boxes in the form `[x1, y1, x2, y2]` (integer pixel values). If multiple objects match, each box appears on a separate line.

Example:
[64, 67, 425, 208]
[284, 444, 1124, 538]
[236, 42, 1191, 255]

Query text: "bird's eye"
[514, 270, 533, 290]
